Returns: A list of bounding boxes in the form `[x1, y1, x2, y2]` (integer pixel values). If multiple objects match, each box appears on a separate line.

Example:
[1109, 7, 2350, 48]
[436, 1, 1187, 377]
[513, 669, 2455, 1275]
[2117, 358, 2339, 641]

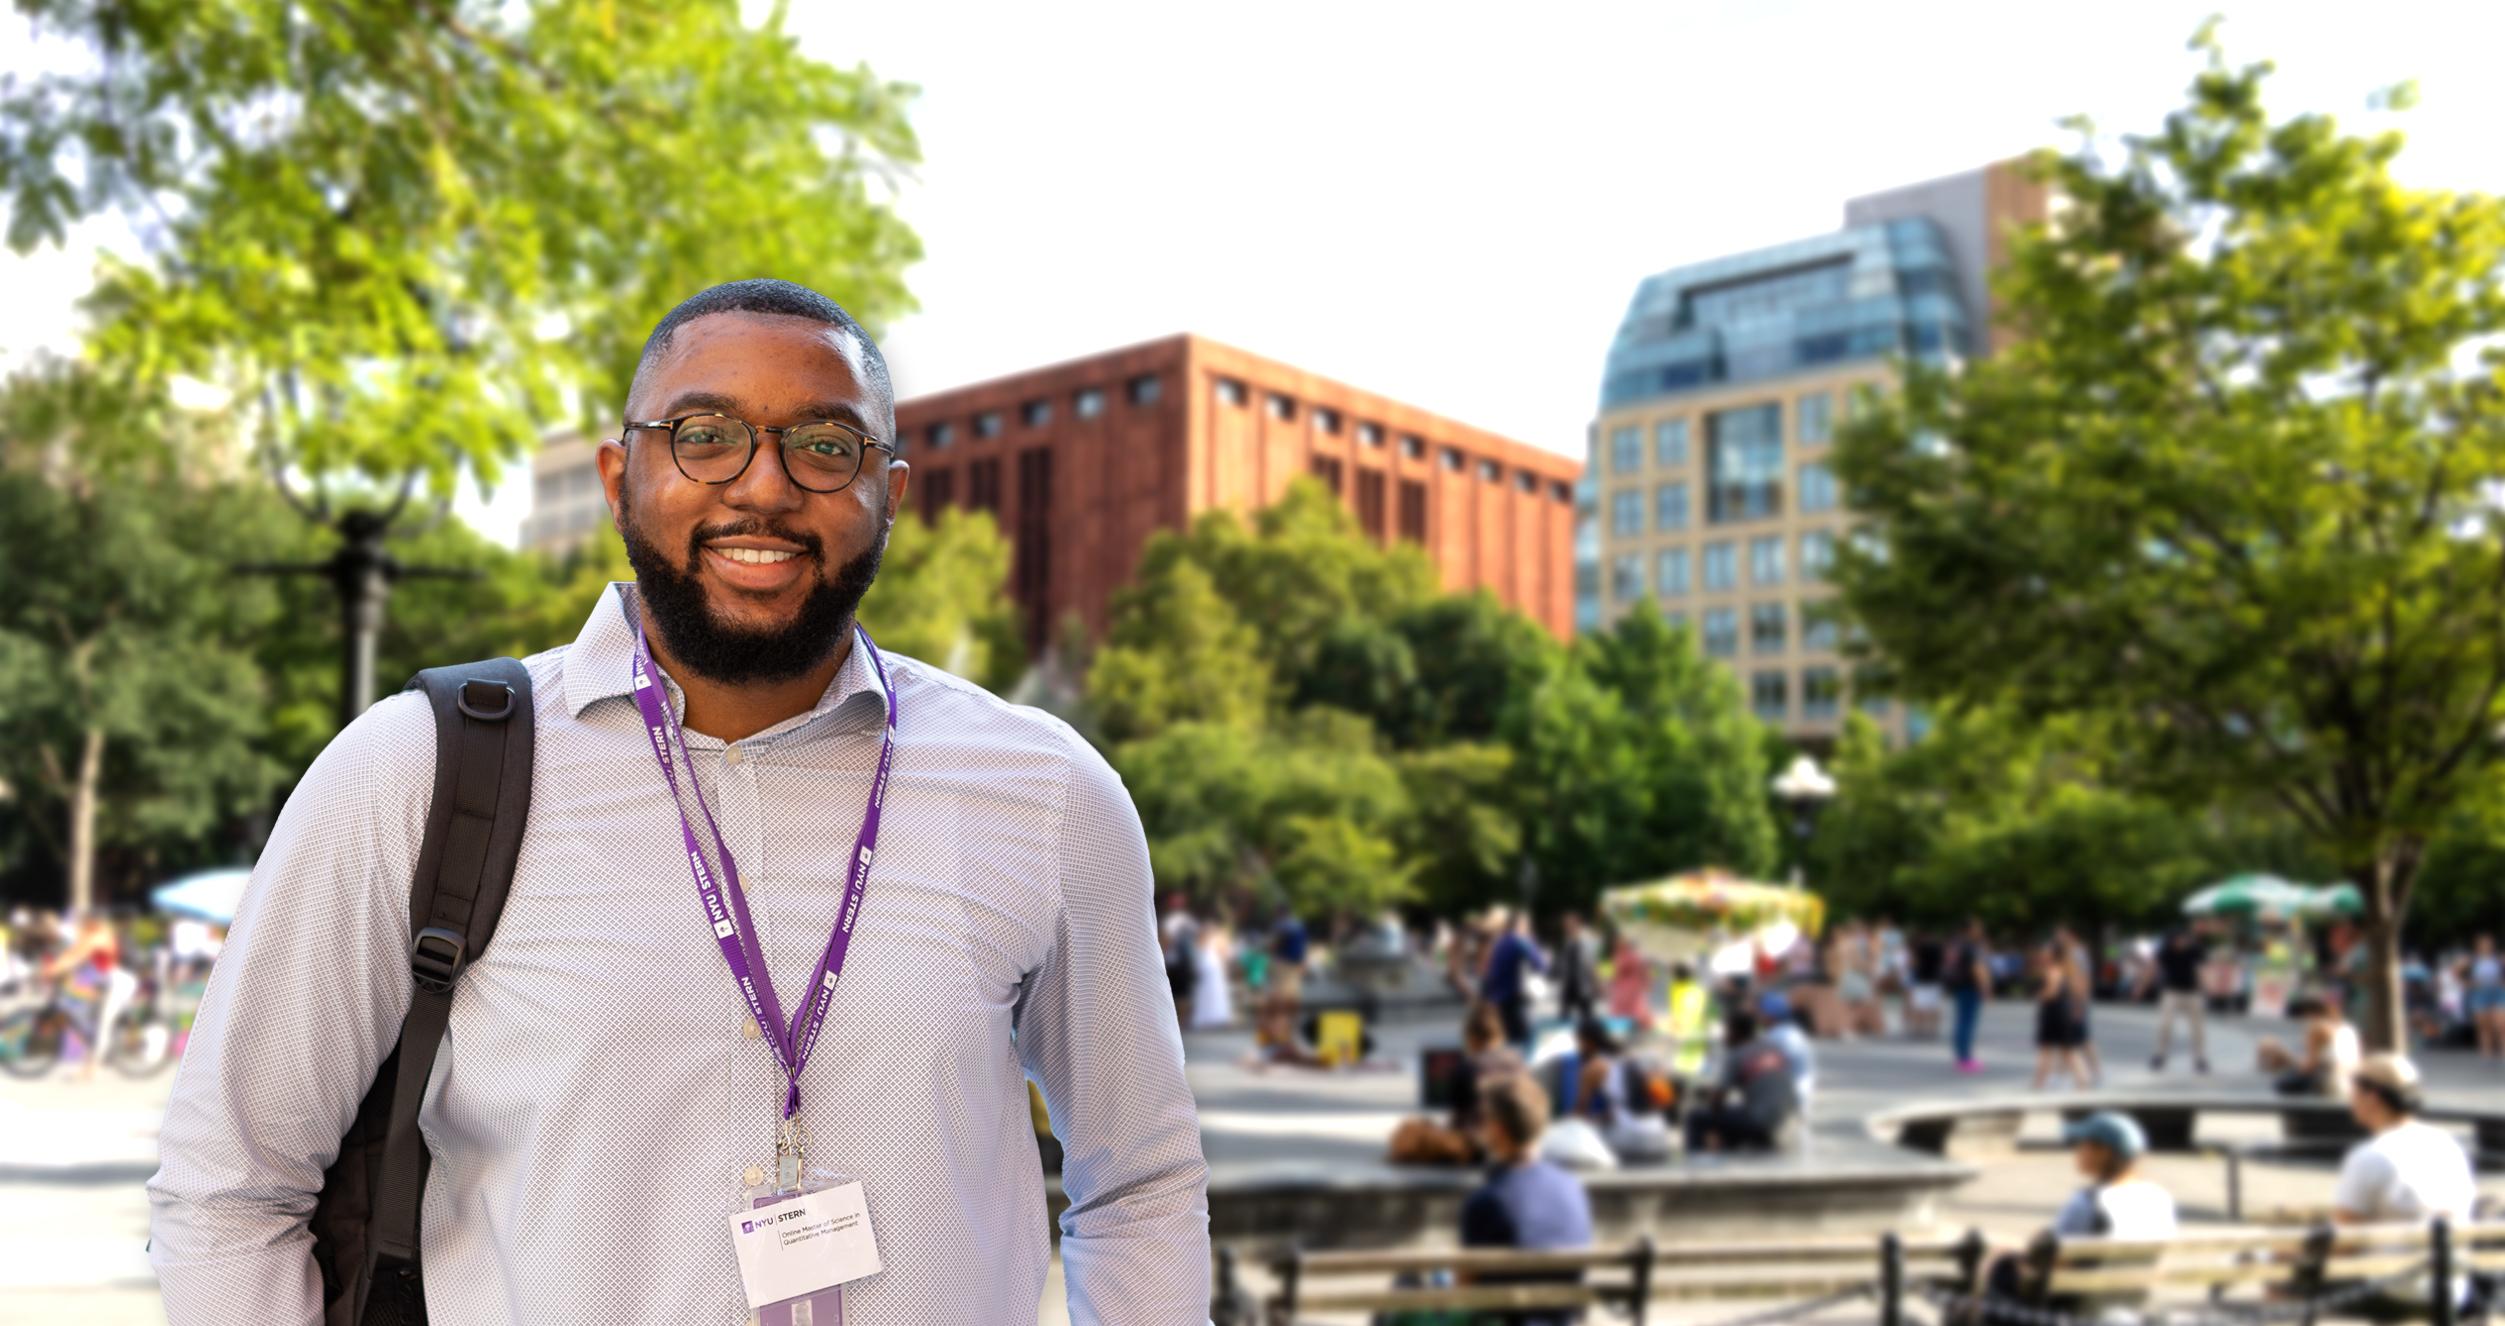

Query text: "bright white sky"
[6, 2, 2503, 545]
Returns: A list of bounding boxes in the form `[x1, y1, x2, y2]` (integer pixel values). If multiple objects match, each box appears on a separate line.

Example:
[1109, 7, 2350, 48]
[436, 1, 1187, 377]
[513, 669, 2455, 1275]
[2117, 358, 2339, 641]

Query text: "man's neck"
[637, 601, 854, 743]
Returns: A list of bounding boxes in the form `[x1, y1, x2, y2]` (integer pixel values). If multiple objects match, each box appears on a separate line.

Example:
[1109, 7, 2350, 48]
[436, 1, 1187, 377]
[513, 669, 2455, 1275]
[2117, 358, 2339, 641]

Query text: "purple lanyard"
[627, 608, 899, 1120]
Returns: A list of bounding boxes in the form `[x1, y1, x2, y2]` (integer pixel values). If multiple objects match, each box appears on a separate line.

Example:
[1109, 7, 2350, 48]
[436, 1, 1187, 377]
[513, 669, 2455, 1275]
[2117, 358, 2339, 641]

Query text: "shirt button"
[741, 1016, 761, 1040]
[743, 1165, 765, 1188]
[725, 745, 743, 767]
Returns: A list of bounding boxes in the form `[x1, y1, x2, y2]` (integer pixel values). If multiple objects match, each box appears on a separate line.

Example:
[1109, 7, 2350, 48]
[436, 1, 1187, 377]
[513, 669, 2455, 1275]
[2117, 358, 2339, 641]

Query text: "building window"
[1128, 374, 1163, 406]
[1752, 670, 1790, 722]
[975, 411, 1003, 439]
[1358, 421, 1384, 447]
[1401, 434, 1426, 460]
[1015, 448, 1054, 648]
[1215, 378, 1247, 407]
[1654, 481, 1689, 533]
[1309, 455, 1345, 496]
[1702, 608, 1738, 658]
[1550, 480, 1573, 503]
[1800, 530, 1835, 582]
[1654, 418, 1689, 469]
[1477, 458, 1501, 483]
[968, 456, 1002, 511]
[1751, 601, 1786, 653]
[1611, 553, 1643, 604]
[1750, 535, 1784, 586]
[1357, 469, 1387, 538]
[1906, 706, 1933, 743]
[921, 467, 955, 516]
[925, 421, 956, 450]
[1663, 609, 1689, 630]
[1703, 540, 1737, 591]
[1861, 694, 1892, 719]
[1798, 462, 1837, 514]
[1266, 392, 1296, 422]
[1440, 446, 1464, 472]
[1801, 600, 1839, 651]
[1610, 425, 1641, 475]
[1656, 547, 1690, 596]
[1611, 489, 1643, 537]
[1515, 470, 1537, 494]
[1021, 399, 1052, 428]
[1397, 478, 1428, 542]
[1706, 402, 1784, 522]
[1074, 388, 1105, 420]
[1797, 391, 1833, 444]
[1313, 407, 1341, 435]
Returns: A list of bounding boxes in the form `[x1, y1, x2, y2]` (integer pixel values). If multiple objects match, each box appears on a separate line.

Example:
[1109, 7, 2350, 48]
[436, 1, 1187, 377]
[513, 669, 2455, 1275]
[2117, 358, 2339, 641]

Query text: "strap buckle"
[411, 925, 467, 993]
[455, 680, 516, 722]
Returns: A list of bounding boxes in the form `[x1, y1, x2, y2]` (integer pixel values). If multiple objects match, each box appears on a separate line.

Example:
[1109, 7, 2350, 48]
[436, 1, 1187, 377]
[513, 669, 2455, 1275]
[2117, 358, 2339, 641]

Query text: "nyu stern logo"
[740, 1220, 755, 1234]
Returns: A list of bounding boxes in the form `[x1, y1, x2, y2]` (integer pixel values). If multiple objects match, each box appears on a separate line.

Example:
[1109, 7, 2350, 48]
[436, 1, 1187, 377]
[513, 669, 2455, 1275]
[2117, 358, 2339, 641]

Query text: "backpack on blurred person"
[306, 661, 537, 1326]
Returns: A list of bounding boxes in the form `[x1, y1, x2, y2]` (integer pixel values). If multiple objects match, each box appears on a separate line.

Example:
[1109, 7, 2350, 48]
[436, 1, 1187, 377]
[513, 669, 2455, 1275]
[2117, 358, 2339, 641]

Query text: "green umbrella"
[2300, 883, 2365, 919]
[2183, 873, 2317, 917]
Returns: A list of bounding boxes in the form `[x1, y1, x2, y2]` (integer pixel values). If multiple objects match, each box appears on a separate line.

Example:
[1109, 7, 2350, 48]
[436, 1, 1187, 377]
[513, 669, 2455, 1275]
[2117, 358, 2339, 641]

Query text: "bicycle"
[0, 972, 182, 1079]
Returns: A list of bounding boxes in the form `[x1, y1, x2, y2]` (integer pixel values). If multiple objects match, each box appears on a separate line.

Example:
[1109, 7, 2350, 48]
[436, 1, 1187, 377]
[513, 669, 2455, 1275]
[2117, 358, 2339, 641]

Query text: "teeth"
[714, 546, 799, 565]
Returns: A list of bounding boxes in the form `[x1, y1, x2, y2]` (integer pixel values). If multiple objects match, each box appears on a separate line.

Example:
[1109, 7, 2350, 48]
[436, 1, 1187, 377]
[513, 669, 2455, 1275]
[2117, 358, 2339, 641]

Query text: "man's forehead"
[634, 311, 876, 415]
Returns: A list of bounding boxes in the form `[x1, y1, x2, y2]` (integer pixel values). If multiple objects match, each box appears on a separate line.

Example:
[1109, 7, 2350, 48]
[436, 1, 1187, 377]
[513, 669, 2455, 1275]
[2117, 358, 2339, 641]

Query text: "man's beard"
[617, 486, 887, 686]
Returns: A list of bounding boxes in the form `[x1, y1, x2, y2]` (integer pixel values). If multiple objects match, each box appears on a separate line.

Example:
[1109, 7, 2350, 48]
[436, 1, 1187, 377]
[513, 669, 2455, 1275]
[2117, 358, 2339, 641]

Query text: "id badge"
[732, 1123, 881, 1325]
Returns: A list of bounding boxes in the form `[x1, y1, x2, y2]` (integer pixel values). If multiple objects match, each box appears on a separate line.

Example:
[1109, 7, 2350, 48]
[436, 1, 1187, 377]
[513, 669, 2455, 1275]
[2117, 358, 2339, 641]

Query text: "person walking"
[2031, 938, 2092, 1091]
[146, 279, 1208, 1324]
[1190, 920, 1235, 1030]
[1480, 910, 1549, 1050]
[2060, 926, 2102, 1086]
[2144, 925, 2212, 1073]
[1554, 912, 1601, 1025]
[2467, 934, 2505, 1061]
[1947, 918, 1991, 1073]
[1161, 892, 1200, 1029]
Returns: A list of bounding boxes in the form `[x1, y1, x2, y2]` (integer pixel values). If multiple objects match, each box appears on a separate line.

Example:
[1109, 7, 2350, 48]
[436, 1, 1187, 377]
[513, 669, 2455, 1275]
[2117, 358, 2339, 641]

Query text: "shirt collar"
[561, 581, 888, 737]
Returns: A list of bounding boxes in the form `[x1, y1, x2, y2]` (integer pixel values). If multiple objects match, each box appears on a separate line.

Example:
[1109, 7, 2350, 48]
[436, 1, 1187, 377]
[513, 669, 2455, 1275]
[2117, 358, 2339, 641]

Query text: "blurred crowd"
[2, 907, 220, 1082]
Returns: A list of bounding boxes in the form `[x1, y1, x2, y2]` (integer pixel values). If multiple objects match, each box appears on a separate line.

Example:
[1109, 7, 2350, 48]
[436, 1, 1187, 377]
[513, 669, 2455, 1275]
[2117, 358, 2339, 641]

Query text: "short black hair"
[628, 277, 896, 443]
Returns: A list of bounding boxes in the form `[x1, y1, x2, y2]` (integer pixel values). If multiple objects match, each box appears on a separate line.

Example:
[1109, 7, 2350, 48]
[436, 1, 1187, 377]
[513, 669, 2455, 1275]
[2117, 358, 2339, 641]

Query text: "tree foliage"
[0, 0, 922, 486]
[1829, 30, 2505, 1044]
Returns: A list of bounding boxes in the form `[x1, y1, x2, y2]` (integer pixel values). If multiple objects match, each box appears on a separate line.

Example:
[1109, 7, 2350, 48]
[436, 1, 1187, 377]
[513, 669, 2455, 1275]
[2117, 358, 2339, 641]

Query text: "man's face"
[599, 312, 908, 684]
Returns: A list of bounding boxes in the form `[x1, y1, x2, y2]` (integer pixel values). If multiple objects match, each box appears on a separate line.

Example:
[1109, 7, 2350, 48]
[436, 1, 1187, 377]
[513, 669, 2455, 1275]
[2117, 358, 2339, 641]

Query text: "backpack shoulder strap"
[363, 658, 536, 1319]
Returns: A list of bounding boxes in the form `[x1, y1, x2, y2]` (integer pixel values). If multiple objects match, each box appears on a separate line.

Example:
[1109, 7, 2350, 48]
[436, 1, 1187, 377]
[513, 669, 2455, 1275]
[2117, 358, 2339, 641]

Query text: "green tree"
[1509, 606, 1780, 915]
[0, 432, 287, 911]
[1829, 30, 2505, 1045]
[2, 0, 922, 488]
[858, 507, 1021, 694]
[1088, 556, 1273, 744]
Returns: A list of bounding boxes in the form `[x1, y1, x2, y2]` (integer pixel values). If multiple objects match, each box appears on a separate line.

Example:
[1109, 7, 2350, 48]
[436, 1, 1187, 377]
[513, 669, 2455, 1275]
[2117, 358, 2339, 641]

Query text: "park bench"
[1253, 1232, 1979, 1325]
[1970, 1218, 2505, 1326]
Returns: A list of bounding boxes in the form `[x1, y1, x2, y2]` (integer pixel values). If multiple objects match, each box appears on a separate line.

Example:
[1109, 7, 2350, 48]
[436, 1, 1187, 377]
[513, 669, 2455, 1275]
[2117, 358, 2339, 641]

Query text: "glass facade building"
[1583, 159, 2046, 745]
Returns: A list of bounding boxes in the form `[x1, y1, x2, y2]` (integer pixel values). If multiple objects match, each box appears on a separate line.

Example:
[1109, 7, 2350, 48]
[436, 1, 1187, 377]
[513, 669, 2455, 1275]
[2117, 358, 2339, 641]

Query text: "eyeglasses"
[622, 413, 894, 494]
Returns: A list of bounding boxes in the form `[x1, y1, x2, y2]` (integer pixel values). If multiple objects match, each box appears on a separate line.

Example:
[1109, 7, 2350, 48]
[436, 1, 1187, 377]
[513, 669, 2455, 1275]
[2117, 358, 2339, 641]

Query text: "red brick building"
[895, 335, 1581, 646]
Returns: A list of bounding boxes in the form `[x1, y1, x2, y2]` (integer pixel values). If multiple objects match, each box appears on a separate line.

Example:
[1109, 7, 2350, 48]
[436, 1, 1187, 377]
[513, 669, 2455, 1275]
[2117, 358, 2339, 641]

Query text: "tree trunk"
[2355, 849, 2418, 1054]
[67, 724, 104, 916]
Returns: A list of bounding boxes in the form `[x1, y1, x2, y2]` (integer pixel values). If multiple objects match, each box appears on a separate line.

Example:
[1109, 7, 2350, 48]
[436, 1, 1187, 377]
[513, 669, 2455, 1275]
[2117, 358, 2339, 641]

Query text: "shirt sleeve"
[2332, 1145, 2392, 1220]
[147, 693, 435, 1326]
[1017, 737, 1210, 1325]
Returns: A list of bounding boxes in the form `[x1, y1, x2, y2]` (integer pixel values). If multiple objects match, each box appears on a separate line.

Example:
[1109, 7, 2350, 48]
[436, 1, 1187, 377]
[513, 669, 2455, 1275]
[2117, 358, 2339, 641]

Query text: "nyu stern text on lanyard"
[626, 607, 900, 1122]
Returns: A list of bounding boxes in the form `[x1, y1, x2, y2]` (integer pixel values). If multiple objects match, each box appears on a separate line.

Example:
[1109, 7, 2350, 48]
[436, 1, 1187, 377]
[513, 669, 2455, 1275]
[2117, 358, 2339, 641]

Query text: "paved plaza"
[5, 999, 2500, 1323]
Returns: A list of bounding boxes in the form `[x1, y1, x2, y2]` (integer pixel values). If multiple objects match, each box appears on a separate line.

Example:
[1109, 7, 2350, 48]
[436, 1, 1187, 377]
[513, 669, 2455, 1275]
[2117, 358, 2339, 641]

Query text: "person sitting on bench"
[2329, 1054, 2477, 1312]
[1972, 1112, 2175, 1325]
[1461, 1072, 1595, 1325]
[2256, 994, 2359, 1097]
[1683, 1009, 1801, 1154]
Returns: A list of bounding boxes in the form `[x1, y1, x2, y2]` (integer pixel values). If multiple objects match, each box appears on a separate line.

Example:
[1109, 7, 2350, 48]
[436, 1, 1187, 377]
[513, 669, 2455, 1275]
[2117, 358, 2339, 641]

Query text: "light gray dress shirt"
[148, 585, 1209, 1323]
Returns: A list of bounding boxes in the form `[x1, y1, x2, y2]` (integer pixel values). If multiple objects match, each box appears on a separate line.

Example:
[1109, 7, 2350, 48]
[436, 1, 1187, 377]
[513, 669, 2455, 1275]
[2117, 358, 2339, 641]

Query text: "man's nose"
[722, 430, 807, 513]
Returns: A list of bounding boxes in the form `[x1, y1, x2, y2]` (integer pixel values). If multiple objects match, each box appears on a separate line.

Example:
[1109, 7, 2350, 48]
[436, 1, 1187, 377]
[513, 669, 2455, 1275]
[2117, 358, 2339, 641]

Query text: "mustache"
[685, 519, 825, 564]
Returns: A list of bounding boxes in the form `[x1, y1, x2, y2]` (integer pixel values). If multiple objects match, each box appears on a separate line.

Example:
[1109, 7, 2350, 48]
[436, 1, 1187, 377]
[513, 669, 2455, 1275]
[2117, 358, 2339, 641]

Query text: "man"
[1554, 912, 1600, 1025]
[148, 280, 1210, 1324]
[1906, 928, 1947, 1040]
[1480, 910, 1549, 1049]
[2145, 924, 2211, 1073]
[1267, 906, 1310, 1026]
[1461, 1073, 1595, 1326]
[2330, 1055, 2475, 1309]
[1945, 917, 1991, 1073]
[1756, 991, 1817, 1117]
[1683, 1010, 1802, 1154]
[1977, 1113, 2177, 1325]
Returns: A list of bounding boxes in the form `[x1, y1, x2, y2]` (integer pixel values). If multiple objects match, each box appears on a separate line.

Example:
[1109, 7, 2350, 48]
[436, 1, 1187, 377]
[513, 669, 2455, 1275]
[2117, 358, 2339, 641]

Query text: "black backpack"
[308, 659, 536, 1326]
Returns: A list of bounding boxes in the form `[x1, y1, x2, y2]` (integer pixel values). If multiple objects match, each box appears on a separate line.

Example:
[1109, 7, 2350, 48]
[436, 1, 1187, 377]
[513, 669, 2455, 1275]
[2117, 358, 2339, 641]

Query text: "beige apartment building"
[1584, 160, 2047, 744]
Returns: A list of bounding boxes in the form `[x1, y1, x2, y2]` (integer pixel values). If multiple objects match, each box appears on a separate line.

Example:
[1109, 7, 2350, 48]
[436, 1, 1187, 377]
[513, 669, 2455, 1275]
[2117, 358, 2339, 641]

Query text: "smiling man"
[148, 279, 1210, 1324]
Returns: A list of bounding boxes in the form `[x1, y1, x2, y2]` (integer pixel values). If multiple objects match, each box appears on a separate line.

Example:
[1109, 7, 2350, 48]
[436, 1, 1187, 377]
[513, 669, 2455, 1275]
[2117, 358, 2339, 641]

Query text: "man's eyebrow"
[644, 392, 875, 435]
[645, 390, 744, 420]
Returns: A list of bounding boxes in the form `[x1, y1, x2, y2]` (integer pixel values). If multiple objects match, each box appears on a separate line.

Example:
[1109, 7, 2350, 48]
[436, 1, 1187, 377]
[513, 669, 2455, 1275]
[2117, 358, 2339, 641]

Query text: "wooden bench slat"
[1285, 1285, 1609, 1312]
[1282, 1245, 1646, 1276]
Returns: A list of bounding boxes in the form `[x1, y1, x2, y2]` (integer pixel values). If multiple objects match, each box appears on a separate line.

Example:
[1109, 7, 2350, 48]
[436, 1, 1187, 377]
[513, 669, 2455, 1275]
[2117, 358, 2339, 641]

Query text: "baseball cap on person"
[2350, 1053, 2422, 1101]
[2061, 1111, 2148, 1161]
